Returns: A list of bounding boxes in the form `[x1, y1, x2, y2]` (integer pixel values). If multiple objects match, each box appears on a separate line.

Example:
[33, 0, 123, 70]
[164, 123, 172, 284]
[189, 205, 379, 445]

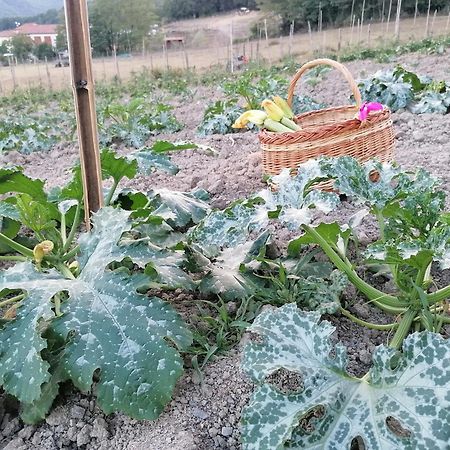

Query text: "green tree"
[89, 0, 159, 54]
[10, 34, 33, 61]
[33, 43, 55, 60]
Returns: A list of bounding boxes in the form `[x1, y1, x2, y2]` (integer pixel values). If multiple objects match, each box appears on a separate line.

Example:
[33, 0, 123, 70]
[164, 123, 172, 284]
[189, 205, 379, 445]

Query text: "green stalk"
[427, 285, 450, 305]
[0, 233, 34, 259]
[389, 308, 417, 350]
[0, 255, 27, 262]
[375, 209, 386, 242]
[61, 245, 80, 262]
[60, 212, 67, 246]
[105, 178, 120, 206]
[340, 307, 399, 331]
[302, 225, 405, 312]
[62, 203, 81, 254]
[0, 294, 25, 308]
[56, 263, 76, 280]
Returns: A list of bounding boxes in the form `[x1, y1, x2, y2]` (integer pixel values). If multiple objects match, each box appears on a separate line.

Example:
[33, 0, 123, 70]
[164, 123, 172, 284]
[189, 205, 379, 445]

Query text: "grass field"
[0, 13, 449, 94]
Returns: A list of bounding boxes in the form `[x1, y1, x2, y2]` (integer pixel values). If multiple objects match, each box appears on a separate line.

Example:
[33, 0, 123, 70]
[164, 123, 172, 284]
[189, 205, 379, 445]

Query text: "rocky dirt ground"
[0, 51, 449, 450]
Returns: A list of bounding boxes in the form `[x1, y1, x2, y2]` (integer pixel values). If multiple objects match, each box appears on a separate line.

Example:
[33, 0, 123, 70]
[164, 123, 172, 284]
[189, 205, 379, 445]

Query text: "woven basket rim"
[258, 106, 391, 145]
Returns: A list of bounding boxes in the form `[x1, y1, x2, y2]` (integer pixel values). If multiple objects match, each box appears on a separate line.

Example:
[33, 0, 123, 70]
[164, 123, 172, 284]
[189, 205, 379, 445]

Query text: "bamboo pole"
[381, 0, 386, 23]
[264, 18, 268, 42]
[446, 11, 450, 33]
[414, 0, 418, 24]
[367, 23, 371, 47]
[64, 0, 103, 226]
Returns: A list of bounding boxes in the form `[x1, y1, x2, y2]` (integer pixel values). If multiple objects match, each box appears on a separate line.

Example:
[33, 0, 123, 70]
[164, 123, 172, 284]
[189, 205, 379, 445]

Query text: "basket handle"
[287, 58, 362, 110]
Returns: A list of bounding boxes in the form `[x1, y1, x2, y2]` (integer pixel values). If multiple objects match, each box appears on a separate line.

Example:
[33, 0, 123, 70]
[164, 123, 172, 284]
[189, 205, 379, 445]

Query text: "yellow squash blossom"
[232, 110, 267, 128]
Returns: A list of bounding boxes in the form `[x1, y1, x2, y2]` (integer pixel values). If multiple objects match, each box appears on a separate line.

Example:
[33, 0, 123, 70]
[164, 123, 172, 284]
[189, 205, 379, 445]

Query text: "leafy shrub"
[99, 98, 183, 148]
[197, 100, 242, 135]
[358, 65, 450, 113]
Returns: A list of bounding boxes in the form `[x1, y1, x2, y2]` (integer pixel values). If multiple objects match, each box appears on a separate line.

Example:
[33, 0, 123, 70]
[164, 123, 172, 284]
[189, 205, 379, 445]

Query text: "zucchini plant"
[240, 157, 450, 449]
[0, 141, 212, 423]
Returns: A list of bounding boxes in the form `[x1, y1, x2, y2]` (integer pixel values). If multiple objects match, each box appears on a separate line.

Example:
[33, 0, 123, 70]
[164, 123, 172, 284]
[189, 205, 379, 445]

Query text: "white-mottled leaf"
[242, 304, 450, 450]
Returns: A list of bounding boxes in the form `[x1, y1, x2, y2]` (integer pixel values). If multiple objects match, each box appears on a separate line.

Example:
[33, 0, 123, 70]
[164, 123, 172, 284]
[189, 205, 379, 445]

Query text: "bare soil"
[0, 52, 450, 450]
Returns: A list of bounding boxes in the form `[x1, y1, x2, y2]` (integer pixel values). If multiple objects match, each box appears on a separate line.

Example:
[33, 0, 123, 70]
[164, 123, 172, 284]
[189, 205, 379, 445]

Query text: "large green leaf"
[189, 200, 267, 258]
[194, 231, 270, 300]
[0, 167, 47, 201]
[261, 160, 339, 230]
[148, 188, 211, 228]
[242, 304, 450, 450]
[0, 208, 192, 422]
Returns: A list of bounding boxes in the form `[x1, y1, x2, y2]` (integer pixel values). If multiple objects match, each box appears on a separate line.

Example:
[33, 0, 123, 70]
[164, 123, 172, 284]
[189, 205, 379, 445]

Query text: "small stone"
[191, 407, 209, 420]
[18, 425, 35, 440]
[67, 426, 78, 442]
[70, 405, 86, 419]
[76, 424, 93, 447]
[221, 426, 233, 437]
[208, 427, 218, 437]
[91, 418, 109, 441]
[2, 418, 20, 437]
[412, 130, 425, 142]
[45, 408, 66, 427]
[190, 175, 202, 188]
[2, 437, 26, 450]
[358, 349, 372, 365]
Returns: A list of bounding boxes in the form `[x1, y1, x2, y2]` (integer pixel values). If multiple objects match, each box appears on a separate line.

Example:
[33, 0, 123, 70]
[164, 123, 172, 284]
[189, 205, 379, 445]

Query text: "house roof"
[0, 23, 58, 38]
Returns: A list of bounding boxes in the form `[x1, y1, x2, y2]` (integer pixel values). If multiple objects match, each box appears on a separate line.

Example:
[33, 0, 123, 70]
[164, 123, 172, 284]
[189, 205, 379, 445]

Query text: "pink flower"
[358, 102, 384, 121]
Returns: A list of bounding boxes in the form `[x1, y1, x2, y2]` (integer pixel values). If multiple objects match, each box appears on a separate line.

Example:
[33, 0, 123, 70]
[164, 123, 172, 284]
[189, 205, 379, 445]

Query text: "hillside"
[0, 0, 63, 19]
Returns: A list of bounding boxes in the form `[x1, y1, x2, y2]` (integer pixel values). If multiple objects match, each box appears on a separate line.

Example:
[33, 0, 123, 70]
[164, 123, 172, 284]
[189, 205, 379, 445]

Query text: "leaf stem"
[61, 245, 80, 262]
[60, 212, 67, 246]
[389, 308, 417, 350]
[427, 285, 450, 305]
[0, 255, 27, 262]
[105, 179, 120, 206]
[301, 225, 405, 311]
[62, 202, 81, 254]
[56, 263, 76, 280]
[0, 232, 34, 258]
[340, 307, 399, 331]
[0, 294, 25, 308]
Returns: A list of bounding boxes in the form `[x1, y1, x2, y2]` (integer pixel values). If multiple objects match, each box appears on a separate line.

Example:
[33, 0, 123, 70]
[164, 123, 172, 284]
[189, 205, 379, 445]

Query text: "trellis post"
[64, 0, 103, 228]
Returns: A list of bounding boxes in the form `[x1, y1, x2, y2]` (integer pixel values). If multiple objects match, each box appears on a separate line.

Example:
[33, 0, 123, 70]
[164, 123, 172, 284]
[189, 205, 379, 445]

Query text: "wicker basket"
[259, 58, 395, 179]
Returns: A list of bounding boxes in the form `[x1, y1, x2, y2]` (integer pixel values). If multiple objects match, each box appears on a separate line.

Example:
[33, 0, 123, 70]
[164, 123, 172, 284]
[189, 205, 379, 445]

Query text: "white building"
[0, 23, 58, 48]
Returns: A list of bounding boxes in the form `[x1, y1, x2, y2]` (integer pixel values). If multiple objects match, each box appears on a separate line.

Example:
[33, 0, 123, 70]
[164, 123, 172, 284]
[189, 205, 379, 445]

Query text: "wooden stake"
[446, 11, 450, 33]
[288, 21, 294, 57]
[350, 15, 355, 45]
[163, 42, 169, 70]
[182, 42, 189, 70]
[337, 28, 342, 60]
[229, 22, 234, 73]
[64, 0, 103, 225]
[361, 0, 366, 31]
[381, 0, 386, 23]
[414, 0, 418, 24]
[394, 0, 402, 40]
[367, 24, 371, 47]
[425, 0, 431, 37]
[386, 0, 393, 33]
[308, 21, 313, 54]
[264, 18, 268, 42]
[45, 56, 52, 90]
[9, 57, 17, 90]
[350, 0, 355, 26]
[430, 9, 437, 36]
[113, 44, 120, 80]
